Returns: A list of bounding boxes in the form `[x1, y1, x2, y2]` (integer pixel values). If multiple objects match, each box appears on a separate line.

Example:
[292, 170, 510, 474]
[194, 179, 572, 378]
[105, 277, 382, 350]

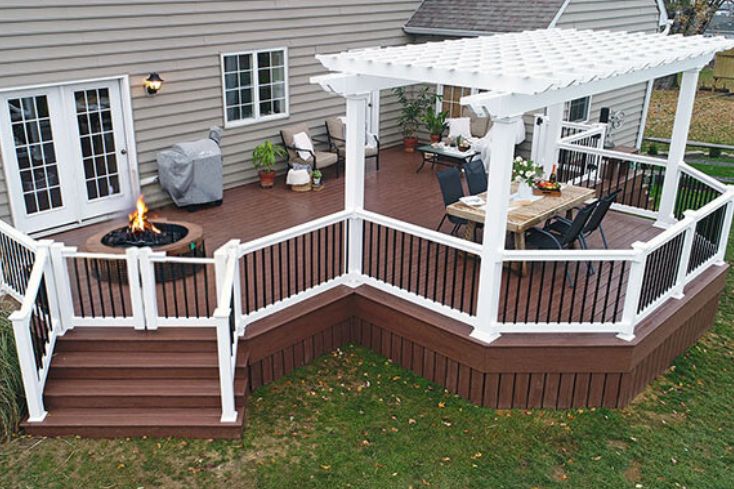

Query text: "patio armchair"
[436, 167, 469, 237]
[545, 190, 620, 249]
[325, 117, 380, 171]
[461, 106, 492, 139]
[280, 124, 340, 177]
[464, 159, 488, 195]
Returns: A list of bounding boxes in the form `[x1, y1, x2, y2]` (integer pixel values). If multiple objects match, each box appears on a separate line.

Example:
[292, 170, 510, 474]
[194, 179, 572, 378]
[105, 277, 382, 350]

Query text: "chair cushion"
[462, 106, 491, 138]
[292, 132, 314, 161]
[447, 117, 472, 140]
[314, 151, 338, 168]
[326, 117, 346, 141]
[280, 124, 311, 161]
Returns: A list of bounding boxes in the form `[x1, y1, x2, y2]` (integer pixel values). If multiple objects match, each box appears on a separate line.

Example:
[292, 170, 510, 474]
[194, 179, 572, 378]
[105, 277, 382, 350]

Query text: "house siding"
[555, 0, 663, 147]
[0, 0, 420, 226]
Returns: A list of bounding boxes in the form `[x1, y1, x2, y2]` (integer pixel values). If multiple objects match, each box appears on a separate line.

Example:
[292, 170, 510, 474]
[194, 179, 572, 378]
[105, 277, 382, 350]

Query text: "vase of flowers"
[512, 156, 542, 198]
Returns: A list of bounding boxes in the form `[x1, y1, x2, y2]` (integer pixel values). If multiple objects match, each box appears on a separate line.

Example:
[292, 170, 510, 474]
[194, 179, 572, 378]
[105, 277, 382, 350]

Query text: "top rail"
[356, 209, 483, 255]
[557, 142, 670, 167]
[237, 210, 351, 256]
[680, 161, 729, 193]
[0, 218, 38, 251]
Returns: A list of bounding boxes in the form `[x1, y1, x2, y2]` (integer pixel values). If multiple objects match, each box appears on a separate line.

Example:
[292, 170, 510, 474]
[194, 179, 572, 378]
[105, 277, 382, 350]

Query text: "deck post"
[138, 247, 159, 330]
[48, 243, 75, 333]
[673, 212, 697, 298]
[656, 68, 701, 228]
[472, 116, 523, 344]
[125, 247, 146, 330]
[10, 313, 47, 422]
[344, 93, 369, 285]
[541, 103, 565, 176]
[715, 198, 734, 265]
[619, 242, 648, 341]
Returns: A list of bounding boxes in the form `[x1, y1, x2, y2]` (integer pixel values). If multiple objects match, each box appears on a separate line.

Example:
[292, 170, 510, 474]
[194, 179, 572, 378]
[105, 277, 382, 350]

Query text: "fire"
[128, 195, 160, 234]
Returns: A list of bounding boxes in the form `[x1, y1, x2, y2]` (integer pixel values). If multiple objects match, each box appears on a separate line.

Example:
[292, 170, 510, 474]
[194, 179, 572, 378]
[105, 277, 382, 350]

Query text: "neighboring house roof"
[404, 0, 568, 36]
[404, 0, 670, 36]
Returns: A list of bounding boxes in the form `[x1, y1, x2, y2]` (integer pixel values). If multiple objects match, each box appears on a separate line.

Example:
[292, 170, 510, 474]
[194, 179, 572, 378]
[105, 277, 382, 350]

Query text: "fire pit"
[86, 196, 205, 282]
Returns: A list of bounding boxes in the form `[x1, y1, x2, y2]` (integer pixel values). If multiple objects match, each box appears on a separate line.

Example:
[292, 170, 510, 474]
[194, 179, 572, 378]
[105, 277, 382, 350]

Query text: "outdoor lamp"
[144, 73, 164, 95]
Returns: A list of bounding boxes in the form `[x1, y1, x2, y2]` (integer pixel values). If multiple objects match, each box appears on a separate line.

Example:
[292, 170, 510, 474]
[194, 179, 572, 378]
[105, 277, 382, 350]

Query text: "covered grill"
[157, 127, 224, 209]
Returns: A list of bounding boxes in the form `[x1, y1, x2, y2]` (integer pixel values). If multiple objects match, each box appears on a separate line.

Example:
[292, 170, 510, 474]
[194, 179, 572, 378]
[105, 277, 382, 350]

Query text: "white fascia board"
[310, 73, 414, 96]
[403, 26, 494, 38]
[462, 53, 715, 118]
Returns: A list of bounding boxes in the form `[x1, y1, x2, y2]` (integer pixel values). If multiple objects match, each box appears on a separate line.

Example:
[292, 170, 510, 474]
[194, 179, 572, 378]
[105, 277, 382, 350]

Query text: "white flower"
[525, 170, 534, 178]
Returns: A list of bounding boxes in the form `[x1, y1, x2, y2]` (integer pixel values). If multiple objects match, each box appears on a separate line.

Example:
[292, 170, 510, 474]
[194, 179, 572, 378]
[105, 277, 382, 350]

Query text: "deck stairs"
[21, 328, 249, 439]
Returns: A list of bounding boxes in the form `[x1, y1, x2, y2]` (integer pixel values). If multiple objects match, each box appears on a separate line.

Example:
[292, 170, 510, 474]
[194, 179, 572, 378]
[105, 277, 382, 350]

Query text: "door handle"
[120, 149, 127, 155]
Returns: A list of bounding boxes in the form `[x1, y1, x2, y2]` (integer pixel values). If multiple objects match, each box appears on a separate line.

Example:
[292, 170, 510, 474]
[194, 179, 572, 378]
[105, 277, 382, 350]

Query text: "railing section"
[357, 210, 482, 325]
[0, 220, 38, 301]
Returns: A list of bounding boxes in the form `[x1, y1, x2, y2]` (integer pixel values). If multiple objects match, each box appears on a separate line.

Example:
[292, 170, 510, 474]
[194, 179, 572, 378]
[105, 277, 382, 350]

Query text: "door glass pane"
[7, 95, 63, 215]
[74, 87, 121, 201]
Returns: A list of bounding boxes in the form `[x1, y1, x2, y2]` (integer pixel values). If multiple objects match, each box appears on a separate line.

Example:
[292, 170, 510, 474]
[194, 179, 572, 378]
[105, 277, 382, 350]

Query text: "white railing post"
[715, 198, 734, 265]
[673, 212, 697, 298]
[214, 245, 228, 299]
[9, 313, 47, 422]
[656, 68, 701, 228]
[344, 93, 369, 285]
[49, 243, 75, 333]
[215, 314, 237, 423]
[618, 242, 648, 341]
[36, 240, 62, 335]
[137, 247, 160, 330]
[226, 240, 244, 333]
[125, 247, 146, 330]
[541, 103, 564, 176]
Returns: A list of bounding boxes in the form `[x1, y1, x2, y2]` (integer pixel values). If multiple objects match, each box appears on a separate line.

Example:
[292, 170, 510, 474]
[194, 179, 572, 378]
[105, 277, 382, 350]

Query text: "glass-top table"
[416, 144, 480, 173]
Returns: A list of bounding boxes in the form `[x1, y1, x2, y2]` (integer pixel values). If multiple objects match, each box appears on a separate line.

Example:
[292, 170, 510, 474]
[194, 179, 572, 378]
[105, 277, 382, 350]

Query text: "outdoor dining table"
[445, 184, 597, 275]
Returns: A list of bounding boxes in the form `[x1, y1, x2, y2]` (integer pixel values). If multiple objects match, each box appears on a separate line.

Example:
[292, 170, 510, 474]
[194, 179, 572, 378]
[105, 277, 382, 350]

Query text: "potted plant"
[311, 169, 322, 187]
[393, 86, 436, 152]
[512, 156, 543, 198]
[252, 139, 287, 188]
[422, 106, 448, 143]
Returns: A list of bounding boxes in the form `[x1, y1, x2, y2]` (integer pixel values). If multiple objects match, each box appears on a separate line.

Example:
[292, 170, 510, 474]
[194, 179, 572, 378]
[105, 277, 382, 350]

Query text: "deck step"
[56, 327, 217, 353]
[48, 351, 246, 379]
[22, 407, 245, 439]
[44, 378, 248, 409]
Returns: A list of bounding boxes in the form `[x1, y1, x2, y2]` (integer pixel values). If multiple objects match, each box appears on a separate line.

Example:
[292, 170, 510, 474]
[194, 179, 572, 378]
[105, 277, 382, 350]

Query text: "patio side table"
[416, 144, 479, 173]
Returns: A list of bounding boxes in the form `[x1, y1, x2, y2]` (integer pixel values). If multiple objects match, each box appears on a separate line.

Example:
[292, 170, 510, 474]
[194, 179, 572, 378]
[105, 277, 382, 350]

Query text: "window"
[439, 85, 473, 118]
[221, 48, 288, 127]
[565, 96, 591, 123]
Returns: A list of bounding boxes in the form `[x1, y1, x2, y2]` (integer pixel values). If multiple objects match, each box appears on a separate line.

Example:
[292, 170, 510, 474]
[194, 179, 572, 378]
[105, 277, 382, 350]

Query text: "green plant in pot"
[252, 139, 287, 188]
[312, 169, 322, 187]
[422, 106, 448, 143]
[393, 86, 437, 152]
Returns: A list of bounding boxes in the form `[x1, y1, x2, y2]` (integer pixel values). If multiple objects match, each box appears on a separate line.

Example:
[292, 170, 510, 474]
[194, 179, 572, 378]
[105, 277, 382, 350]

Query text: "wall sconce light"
[144, 73, 164, 95]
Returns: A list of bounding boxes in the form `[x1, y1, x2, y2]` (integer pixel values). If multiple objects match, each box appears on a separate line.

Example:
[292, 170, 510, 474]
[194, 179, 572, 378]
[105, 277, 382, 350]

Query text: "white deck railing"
[3, 125, 733, 423]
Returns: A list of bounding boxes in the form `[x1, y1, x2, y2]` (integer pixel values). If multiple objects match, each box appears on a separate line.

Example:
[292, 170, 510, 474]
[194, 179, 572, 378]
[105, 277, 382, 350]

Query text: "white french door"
[0, 79, 135, 234]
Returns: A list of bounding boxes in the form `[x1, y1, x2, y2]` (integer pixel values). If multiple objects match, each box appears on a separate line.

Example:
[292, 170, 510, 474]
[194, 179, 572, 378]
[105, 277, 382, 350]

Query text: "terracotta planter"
[403, 136, 418, 152]
[258, 170, 276, 188]
[430, 134, 442, 143]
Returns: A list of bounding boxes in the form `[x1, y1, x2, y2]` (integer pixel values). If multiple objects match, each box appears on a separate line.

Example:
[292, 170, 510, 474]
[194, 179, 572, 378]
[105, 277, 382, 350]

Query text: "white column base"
[615, 332, 636, 342]
[653, 218, 676, 230]
[220, 412, 239, 423]
[470, 328, 501, 345]
[27, 411, 48, 423]
[344, 273, 364, 289]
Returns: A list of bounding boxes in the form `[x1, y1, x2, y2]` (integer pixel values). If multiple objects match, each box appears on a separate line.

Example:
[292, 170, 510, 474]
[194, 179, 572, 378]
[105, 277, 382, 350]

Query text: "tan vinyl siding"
[555, 0, 662, 147]
[0, 0, 420, 225]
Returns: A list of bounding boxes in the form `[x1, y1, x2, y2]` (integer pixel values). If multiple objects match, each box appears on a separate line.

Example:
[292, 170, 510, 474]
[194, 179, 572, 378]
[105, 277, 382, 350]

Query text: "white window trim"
[220, 47, 289, 129]
[436, 84, 481, 115]
[564, 95, 593, 123]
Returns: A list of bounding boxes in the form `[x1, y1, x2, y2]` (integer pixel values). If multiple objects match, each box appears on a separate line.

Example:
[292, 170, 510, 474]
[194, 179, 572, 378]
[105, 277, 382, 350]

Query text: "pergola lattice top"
[317, 29, 734, 96]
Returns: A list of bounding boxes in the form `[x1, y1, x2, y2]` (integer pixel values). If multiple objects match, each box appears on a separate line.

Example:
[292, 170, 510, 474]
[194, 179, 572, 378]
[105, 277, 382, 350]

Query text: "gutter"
[403, 26, 495, 37]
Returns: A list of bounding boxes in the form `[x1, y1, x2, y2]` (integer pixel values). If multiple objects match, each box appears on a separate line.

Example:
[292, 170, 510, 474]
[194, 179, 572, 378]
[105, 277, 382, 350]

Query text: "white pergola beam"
[461, 52, 715, 118]
[310, 73, 413, 96]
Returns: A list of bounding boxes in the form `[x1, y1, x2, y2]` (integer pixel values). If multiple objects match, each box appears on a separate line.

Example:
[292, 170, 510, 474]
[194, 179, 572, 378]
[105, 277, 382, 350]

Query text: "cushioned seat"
[325, 117, 380, 170]
[280, 124, 339, 174]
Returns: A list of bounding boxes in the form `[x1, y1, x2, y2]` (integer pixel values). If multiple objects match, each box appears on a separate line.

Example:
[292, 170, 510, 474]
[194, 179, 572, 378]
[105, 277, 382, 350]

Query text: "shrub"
[647, 142, 659, 156]
[0, 304, 25, 441]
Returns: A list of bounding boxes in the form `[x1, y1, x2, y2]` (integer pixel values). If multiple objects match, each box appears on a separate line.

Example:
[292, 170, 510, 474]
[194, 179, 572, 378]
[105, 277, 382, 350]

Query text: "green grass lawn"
[1, 238, 734, 487]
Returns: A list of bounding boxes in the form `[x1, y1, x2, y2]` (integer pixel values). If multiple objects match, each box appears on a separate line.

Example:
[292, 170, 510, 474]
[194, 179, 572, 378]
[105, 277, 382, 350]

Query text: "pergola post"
[656, 68, 701, 227]
[344, 93, 369, 285]
[472, 116, 523, 344]
[541, 103, 565, 175]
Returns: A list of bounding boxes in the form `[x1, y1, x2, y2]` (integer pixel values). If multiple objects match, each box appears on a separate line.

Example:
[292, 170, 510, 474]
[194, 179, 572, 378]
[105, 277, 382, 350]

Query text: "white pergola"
[312, 28, 734, 343]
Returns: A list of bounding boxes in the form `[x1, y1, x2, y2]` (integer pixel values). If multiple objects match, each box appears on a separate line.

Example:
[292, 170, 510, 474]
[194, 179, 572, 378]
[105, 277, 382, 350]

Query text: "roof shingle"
[405, 0, 567, 35]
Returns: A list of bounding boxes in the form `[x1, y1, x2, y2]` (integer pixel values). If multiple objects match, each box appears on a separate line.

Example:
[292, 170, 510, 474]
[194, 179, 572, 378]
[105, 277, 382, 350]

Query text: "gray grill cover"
[157, 127, 224, 207]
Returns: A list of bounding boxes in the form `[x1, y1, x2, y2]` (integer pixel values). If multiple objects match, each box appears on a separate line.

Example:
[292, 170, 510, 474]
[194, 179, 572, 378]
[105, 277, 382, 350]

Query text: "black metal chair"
[464, 159, 487, 195]
[525, 202, 597, 287]
[436, 168, 467, 236]
[545, 190, 620, 249]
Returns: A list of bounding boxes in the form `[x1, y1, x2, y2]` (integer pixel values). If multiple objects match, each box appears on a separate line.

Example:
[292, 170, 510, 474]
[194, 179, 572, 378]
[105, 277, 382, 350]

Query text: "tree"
[666, 0, 729, 35]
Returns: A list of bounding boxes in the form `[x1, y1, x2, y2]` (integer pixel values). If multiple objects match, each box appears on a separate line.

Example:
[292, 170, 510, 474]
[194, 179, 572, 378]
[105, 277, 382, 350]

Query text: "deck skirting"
[242, 264, 728, 409]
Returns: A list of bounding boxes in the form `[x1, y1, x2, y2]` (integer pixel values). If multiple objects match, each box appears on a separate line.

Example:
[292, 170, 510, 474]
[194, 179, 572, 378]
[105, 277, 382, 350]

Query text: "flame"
[128, 195, 160, 234]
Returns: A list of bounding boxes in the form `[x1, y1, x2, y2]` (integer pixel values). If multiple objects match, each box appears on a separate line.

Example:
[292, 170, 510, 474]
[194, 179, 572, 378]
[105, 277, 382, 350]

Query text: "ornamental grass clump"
[0, 305, 24, 441]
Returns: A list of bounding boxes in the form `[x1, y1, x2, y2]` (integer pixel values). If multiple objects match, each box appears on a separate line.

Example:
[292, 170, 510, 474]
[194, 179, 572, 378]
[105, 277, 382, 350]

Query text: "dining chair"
[436, 168, 468, 236]
[524, 202, 597, 287]
[464, 159, 488, 195]
[545, 189, 620, 249]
